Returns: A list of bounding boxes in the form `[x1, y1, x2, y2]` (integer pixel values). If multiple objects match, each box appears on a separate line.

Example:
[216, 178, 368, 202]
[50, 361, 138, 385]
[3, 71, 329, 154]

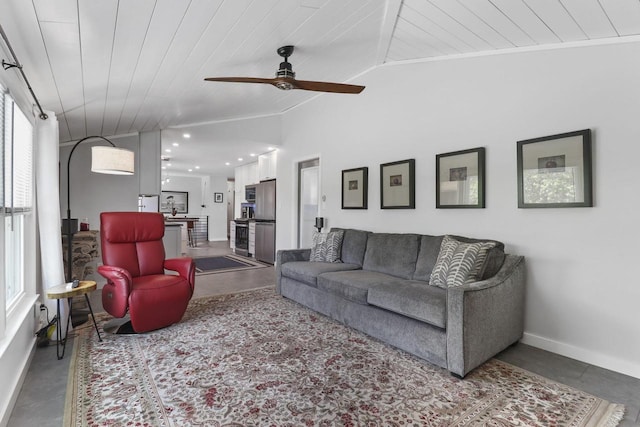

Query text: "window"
[0, 87, 34, 327]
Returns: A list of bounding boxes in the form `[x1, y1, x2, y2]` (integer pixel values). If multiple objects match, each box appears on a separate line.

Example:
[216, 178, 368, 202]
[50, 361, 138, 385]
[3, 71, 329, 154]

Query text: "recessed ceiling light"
[166, 178, 171, 183]
[225, 162, 230, 166]
[167, 163, 172, 167]
[161, 166, 166, 170]
[267, 147, 274, 150]
[188, 169, 193, 172]
[183, 133, 191, 138]
[172, 142, 179, 147]
[238, 158, 243, 161]
[165, 149, 171, 153]
[250, 153, 256, 157]
[195, 166, 200, 169]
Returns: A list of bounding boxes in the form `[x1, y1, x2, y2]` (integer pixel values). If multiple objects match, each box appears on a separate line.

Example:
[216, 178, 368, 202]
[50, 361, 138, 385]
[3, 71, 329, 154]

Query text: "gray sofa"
[275, 228, 525, 377]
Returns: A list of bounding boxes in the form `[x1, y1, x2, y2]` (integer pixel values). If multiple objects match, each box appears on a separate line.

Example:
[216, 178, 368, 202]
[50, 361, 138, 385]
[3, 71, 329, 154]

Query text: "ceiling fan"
[204, 45, 365, 94]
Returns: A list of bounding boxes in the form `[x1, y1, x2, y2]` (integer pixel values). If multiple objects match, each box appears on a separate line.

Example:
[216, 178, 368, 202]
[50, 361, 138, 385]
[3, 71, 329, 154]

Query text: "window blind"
[0, 85, 4, 213]
[2, 92, 33, 212]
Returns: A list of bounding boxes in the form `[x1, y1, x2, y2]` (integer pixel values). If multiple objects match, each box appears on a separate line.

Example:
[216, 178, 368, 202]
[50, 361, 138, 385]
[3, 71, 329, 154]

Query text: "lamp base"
[62, 219, 78, 235]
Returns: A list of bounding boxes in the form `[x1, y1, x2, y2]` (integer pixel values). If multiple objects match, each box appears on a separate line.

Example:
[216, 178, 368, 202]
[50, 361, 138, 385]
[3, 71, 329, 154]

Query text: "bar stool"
[187, 220, 195, 247]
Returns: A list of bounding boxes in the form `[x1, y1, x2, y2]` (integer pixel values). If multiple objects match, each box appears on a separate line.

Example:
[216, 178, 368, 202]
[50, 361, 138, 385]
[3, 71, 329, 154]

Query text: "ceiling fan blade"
[290, 79, 365, 94]
[204, 77, 276, 85]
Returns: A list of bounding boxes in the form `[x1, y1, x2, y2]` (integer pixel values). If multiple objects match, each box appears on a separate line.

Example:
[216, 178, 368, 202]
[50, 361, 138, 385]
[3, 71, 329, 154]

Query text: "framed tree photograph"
[161, 191, 188, 213]
[214, 192, 224, 203]
[517, 129, 592, 208]
[342, 167, 368, 209]
[380, 159, 415, 209]
[436, 147, 485, 208]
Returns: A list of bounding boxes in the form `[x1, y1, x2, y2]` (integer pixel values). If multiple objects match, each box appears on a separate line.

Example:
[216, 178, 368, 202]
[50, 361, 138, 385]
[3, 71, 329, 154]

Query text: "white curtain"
[35, 111, 68, 335]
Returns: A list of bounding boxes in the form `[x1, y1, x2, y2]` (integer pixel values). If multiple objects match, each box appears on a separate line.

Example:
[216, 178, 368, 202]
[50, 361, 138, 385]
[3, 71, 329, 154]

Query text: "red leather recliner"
[97, 212, 195, 333]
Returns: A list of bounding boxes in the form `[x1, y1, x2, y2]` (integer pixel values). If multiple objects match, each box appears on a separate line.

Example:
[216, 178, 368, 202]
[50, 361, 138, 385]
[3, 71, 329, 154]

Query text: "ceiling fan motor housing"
[276, 61, 295, 79]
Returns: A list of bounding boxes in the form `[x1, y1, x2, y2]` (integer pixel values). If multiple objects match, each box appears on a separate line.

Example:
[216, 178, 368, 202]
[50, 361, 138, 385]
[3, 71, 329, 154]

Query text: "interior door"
[298, 158, 320, 248]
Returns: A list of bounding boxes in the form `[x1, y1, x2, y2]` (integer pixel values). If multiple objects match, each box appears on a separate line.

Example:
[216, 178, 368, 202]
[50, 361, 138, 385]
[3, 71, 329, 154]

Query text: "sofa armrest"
[275, 249, 311, 294]
[446, 255, 526, 377]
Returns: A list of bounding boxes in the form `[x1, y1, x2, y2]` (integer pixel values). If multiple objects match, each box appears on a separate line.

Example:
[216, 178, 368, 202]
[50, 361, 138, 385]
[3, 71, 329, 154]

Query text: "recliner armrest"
[97, 265, 134, 318]
[97, 265, 133, 292]
[164, 257, 196, 294]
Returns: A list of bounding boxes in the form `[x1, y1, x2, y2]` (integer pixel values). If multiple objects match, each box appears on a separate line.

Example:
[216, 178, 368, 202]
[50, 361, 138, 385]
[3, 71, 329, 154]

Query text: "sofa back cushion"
[331, 228, 370, 267]
[362, 233, 421, 279]
[412, 235, 445, 281]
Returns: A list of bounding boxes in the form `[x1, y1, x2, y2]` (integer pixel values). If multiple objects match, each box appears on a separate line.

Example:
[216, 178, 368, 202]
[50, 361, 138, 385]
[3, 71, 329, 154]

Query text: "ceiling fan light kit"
[205, 45, 365, 94]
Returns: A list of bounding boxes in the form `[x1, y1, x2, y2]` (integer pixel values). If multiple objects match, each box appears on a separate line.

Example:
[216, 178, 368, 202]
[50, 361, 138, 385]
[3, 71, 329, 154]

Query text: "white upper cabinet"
[247, 162, 259, 185]
[234, 161, 259, 218]
[258, 150, 277, 181]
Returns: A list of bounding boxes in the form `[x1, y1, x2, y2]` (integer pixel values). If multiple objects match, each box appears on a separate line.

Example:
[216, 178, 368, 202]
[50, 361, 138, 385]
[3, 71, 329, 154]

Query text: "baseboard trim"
[0, 339, 35, 427]
[522, 332, 640, 380]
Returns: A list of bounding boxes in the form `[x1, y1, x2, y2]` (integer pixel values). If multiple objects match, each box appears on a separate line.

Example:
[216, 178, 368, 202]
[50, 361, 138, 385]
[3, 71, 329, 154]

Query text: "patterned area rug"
[65, 288, 624, 426]
[194, 254, 268, 275]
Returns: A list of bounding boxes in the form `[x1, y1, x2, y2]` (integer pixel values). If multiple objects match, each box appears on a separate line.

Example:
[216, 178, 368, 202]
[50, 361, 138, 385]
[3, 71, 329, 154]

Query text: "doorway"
[227, 180, 235, 239]
[298, 158, 320, 248]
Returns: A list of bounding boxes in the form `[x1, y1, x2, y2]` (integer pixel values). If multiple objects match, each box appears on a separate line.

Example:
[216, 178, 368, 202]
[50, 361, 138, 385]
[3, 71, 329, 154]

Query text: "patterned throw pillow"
[429, 235, 497, 288]
[325, 229, 344, 262]
[310, 231, 328, 261]
[310, 230, 345, 262]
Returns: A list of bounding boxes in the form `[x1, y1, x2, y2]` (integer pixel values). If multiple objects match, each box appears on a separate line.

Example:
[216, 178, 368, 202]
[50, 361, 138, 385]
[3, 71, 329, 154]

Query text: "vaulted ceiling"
[1, 0, 639, 175]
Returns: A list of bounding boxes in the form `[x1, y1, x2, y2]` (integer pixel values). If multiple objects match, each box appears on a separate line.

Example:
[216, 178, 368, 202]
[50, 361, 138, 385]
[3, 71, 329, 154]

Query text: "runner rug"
[65, 288, 624, 426]
[194, 254, 267, 275]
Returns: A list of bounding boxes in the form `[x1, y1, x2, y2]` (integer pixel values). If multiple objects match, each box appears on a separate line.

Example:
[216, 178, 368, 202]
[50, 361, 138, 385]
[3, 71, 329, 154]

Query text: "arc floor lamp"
[63, 136, 134, 282]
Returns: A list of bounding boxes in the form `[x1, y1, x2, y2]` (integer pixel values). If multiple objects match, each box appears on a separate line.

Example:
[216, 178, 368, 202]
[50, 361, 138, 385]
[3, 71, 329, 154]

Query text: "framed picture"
[380, 159, 415, 209]
[342, 167, 368, 209]
[436, 147, 485, 208]
[214, 192, 224, 203]
[161, 191, 188, 213]
[517, 129, 592, 208]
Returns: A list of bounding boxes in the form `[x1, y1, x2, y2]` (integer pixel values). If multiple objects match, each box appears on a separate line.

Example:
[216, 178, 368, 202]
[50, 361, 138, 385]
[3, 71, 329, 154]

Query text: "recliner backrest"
[100, 212, 166, 277]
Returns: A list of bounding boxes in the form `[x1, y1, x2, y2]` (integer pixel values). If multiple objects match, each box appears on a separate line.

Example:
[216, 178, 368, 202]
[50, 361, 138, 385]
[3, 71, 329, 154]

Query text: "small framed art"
[214, 192, 223, 203]
[436, 147, 485, 208]
[380, 159, 415, 209]
[517, 129, 592, 208]
[342, 167, 368, 209]
[161, 191, 188, 213]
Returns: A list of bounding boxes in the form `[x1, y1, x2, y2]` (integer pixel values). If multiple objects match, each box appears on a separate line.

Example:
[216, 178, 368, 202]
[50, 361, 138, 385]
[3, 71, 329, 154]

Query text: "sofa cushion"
[362, 233, 421, 279]
[317, 270, 396, 304]
[367, 281, 447, 329]
[412, 235, 445, 282]
[310, 230, 345, 262]
[331, 228, 370, 267]
[280, 261, 360, 287]
[429, 235, 496, 288]
[450, 235, 506, 279]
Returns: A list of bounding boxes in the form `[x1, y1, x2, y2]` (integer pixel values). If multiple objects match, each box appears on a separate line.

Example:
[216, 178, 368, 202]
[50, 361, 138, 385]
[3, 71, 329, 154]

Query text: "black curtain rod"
[0, 23, 48, 120]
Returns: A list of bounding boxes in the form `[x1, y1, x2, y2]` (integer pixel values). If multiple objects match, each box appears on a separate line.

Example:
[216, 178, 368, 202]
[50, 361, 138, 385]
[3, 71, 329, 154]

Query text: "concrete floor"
[7, 241, 640, 426]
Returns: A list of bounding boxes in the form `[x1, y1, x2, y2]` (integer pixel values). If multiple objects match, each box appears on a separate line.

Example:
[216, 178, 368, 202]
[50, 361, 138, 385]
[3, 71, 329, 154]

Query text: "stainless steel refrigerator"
[255, 179, 276, 264]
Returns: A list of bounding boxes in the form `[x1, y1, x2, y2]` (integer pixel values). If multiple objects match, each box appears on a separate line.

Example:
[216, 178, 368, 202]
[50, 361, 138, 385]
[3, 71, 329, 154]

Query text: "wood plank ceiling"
[1, 0, 639, 175]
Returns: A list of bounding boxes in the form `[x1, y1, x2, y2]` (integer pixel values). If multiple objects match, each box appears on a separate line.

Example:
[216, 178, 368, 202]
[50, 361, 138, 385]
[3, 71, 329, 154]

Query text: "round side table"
[46, 280, 102, 359]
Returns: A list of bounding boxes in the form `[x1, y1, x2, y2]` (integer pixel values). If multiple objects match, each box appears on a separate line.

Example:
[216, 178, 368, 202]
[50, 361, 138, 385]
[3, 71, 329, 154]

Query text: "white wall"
[276, 41, 640, 378]
[162, 175, 204, 214]
[59, 134, 140, 229]
[162, 173, 228, 241]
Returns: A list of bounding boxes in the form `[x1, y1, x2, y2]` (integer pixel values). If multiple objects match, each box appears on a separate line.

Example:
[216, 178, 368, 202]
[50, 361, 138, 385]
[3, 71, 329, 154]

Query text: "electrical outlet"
[34, 302, 48, 329]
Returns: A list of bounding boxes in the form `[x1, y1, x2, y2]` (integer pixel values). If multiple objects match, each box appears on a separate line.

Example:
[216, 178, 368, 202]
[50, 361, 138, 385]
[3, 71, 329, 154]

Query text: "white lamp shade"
[91, 146, 135, 175]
